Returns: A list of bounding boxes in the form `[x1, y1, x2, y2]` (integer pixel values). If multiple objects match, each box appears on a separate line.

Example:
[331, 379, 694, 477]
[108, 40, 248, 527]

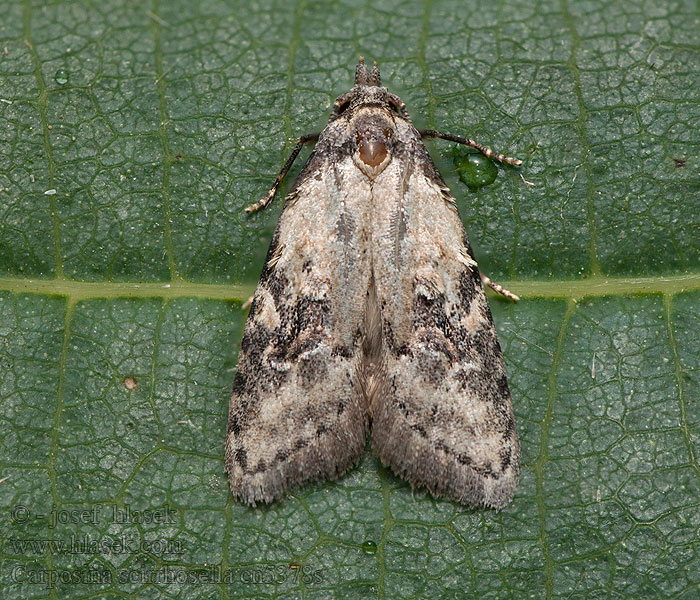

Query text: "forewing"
[226, 134, 372, 505]
[369, 125, 520, 508]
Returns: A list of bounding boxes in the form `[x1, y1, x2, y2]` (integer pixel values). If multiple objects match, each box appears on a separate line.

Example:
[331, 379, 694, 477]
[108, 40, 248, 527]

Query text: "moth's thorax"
[350, 106, 396, 178]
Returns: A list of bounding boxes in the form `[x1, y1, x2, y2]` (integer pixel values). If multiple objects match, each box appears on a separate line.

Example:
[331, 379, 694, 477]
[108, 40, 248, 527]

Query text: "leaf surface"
[1, 0, 699, 598]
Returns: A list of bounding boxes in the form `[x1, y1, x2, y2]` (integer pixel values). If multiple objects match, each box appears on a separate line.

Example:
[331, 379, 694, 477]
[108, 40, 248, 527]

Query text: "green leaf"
[1, 0, 699, 598]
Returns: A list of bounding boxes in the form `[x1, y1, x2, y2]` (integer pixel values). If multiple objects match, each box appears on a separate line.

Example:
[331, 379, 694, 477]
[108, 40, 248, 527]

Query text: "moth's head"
[331, 58, 409, 122]
[331, 58, 412, 178]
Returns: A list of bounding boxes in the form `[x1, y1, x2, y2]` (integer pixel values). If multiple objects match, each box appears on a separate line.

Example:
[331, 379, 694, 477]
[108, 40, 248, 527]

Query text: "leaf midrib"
[1, 273, 700, 301]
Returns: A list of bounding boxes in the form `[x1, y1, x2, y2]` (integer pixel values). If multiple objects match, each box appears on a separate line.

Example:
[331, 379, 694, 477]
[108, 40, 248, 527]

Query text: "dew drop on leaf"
[361, 540, 377, 555]
[54, 69, 69, 85]
[454, 152, 498, 191]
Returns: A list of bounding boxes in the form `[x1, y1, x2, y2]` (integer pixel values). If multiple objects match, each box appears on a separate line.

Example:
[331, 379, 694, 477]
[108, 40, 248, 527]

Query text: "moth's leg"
[419, 130, 523, 167]
[480, 272, 519, 302]
[245, 133, 320, 213]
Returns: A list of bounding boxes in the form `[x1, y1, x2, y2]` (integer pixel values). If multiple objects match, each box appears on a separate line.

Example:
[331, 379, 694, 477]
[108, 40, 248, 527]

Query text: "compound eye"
[334, 98, 351, 114]
[388, 97, 405, 116]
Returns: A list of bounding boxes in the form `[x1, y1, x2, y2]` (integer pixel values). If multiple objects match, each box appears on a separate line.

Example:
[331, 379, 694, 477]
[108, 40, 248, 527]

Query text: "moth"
[226, 58, 521, 509]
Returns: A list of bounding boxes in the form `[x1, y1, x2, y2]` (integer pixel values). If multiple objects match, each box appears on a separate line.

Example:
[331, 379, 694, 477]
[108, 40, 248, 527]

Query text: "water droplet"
[454, 152, 497, 191]
[361, 540, 377, 555]
[54, 69, 69, 85]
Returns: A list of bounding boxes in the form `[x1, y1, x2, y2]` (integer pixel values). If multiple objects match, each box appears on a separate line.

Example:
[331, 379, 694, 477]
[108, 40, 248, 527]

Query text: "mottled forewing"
[369, 123, 520, 508]
[226, 126, 372, 504]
